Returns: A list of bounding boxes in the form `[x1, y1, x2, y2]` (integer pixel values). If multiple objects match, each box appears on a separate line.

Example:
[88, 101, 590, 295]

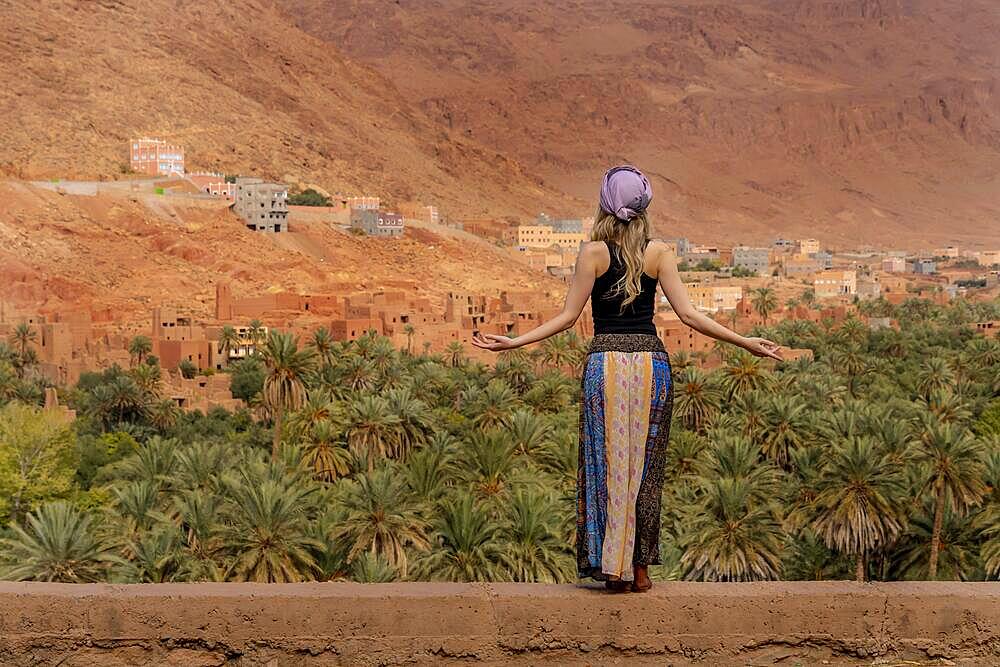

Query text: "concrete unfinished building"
[233, 178, 288, 232]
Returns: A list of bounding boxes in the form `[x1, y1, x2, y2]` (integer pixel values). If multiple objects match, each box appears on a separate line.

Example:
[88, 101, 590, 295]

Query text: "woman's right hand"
[472, 332, 518, 352]
[742, 336, 783, 361]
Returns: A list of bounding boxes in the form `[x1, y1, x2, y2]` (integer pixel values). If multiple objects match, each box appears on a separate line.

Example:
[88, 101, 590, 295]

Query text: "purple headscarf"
[599, 165, 652, 222]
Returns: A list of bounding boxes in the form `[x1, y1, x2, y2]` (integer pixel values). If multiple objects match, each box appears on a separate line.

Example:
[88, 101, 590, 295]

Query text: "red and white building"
[129, 138, 185, 176]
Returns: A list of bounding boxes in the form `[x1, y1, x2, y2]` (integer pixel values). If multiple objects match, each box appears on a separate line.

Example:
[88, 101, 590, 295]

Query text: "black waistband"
[588, 333, 665, 354]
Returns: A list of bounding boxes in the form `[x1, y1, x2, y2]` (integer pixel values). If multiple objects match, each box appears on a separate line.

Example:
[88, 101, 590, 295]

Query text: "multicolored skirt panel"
[577, 333, 673, 582]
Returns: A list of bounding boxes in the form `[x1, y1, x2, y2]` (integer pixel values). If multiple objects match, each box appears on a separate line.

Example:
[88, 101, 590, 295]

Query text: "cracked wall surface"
[1, 581, 999, 666]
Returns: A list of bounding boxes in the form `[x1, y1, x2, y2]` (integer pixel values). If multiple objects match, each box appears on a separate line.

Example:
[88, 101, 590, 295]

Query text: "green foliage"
[977, 400, 1000, 437]
[228, 358, 266, 402]
[0, 501, 118, 581]
[76, 431, 140, 489]
[178, 359, 197, 379]
[0, 297, 999, 584]
[0, 402, 78, 524]
[287, 188, 332, 206]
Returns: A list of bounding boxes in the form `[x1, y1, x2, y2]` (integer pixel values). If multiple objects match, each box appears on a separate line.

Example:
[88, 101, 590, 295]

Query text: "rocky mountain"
[285, 0, 1000, 248]
[2, 0, 998, 248]
[0, 0, 564, 217]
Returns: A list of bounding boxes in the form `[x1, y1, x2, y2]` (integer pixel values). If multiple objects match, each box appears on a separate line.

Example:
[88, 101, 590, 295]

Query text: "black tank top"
[591, 240, 658, 336]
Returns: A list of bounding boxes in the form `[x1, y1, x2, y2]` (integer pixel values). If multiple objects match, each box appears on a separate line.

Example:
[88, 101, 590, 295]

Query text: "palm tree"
[346, 395, 401, 468]
[459, 430, 519, 499]
[811, 437, 908, 581]
[260, 331, 316, 457]
[759, 396, 811, 469]
[128, 335, 152, 367]
[525, 374, 573, 415]
[172, 488, 224, 575]
[121, 524, 184, 583]
[174, 441, 227, 492]
[673, 367, 722, 433]
[96, 435, 179, 486]
[917, 390, 972, 425]
[912, 420, 987, 578]
[831, 347, 872, 398]
[838, 318, 867, 346]
[495, 356, 536, 394]
[0, 502, 118, 582]
[468, 378, 519, 430]
[130, 362, 162, 399]
[751, 287, 778, 325]
[302, 419, 351, 482]
[678, 477, 784, 581]
[720, 350, 774, 400]
[983, 507, 1000, 580]
[330, 466, 430, 577]
[783, 529, 847, 581]
[308, 327, 334, 366]
[916, 357, 957, 401]
[385, 387, 432, 459]
[405, 437, 455, 503]
[539, 334, 573, 372]
[301, 420, 351, 482]
[247, 320, 265, 350]
[446, 341, 465, 368]
[801, 288, 816, 307]
[367, 337, 398, 375]
[890, 502, 979, 581]
[502, 489, 574, 583]
[8, 322, 37, 360]
[217, 325, 239, 367]
[403, 324, 416, 356]
[412, 492, 503, 582]
[340, 355, 376, 392]
[349, 552, 398, 583]
[506, 409, 553, 458]
[220, 474, 322, 583]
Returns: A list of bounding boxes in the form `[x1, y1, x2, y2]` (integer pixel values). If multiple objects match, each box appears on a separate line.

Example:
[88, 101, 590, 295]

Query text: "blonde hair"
[590, 207, 651, 310]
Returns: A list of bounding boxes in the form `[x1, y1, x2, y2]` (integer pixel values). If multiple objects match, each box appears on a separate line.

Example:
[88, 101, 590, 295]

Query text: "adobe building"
[974, 321, 1000, 339]
[151, 307, 222, 372]
[162, 370, 243, 413]
[129, 138, 185, 176]
[233, 178, 289, 232]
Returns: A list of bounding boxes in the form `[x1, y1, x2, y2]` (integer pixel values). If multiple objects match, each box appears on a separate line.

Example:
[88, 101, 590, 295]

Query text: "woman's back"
[590, 239, 658, 336]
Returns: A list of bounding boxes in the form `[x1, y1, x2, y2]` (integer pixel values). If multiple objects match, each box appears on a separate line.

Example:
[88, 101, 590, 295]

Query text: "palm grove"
[1, 295, 999, 584]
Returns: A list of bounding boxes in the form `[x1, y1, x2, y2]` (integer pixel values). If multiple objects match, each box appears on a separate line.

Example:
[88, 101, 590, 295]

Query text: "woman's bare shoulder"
[580, 240, 608, 258]
[645, 239, 677, 262]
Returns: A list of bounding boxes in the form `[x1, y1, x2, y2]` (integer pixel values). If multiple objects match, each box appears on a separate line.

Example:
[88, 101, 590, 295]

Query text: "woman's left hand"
[743, 336, 783, 361]
[472, 332, 518, 352]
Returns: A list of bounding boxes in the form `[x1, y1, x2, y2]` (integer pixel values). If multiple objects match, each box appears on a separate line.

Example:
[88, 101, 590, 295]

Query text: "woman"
[473, 165, 782, 592]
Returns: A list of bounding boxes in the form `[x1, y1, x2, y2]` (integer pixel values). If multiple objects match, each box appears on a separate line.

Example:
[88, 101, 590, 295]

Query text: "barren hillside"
[0, 183, 562, 329]
[286, 0, 1000, 248]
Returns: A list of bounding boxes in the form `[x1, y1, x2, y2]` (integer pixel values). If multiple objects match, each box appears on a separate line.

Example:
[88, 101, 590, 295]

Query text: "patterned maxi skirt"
[576, 333, 674, 582]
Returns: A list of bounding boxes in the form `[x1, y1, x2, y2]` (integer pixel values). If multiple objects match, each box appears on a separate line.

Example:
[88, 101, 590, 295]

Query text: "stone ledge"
[1, 582, 999, 665]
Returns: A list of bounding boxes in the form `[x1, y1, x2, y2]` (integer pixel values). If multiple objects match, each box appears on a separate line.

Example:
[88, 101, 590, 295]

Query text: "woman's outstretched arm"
[655, 245, 783, 361]
[472, 242, 601, 352]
